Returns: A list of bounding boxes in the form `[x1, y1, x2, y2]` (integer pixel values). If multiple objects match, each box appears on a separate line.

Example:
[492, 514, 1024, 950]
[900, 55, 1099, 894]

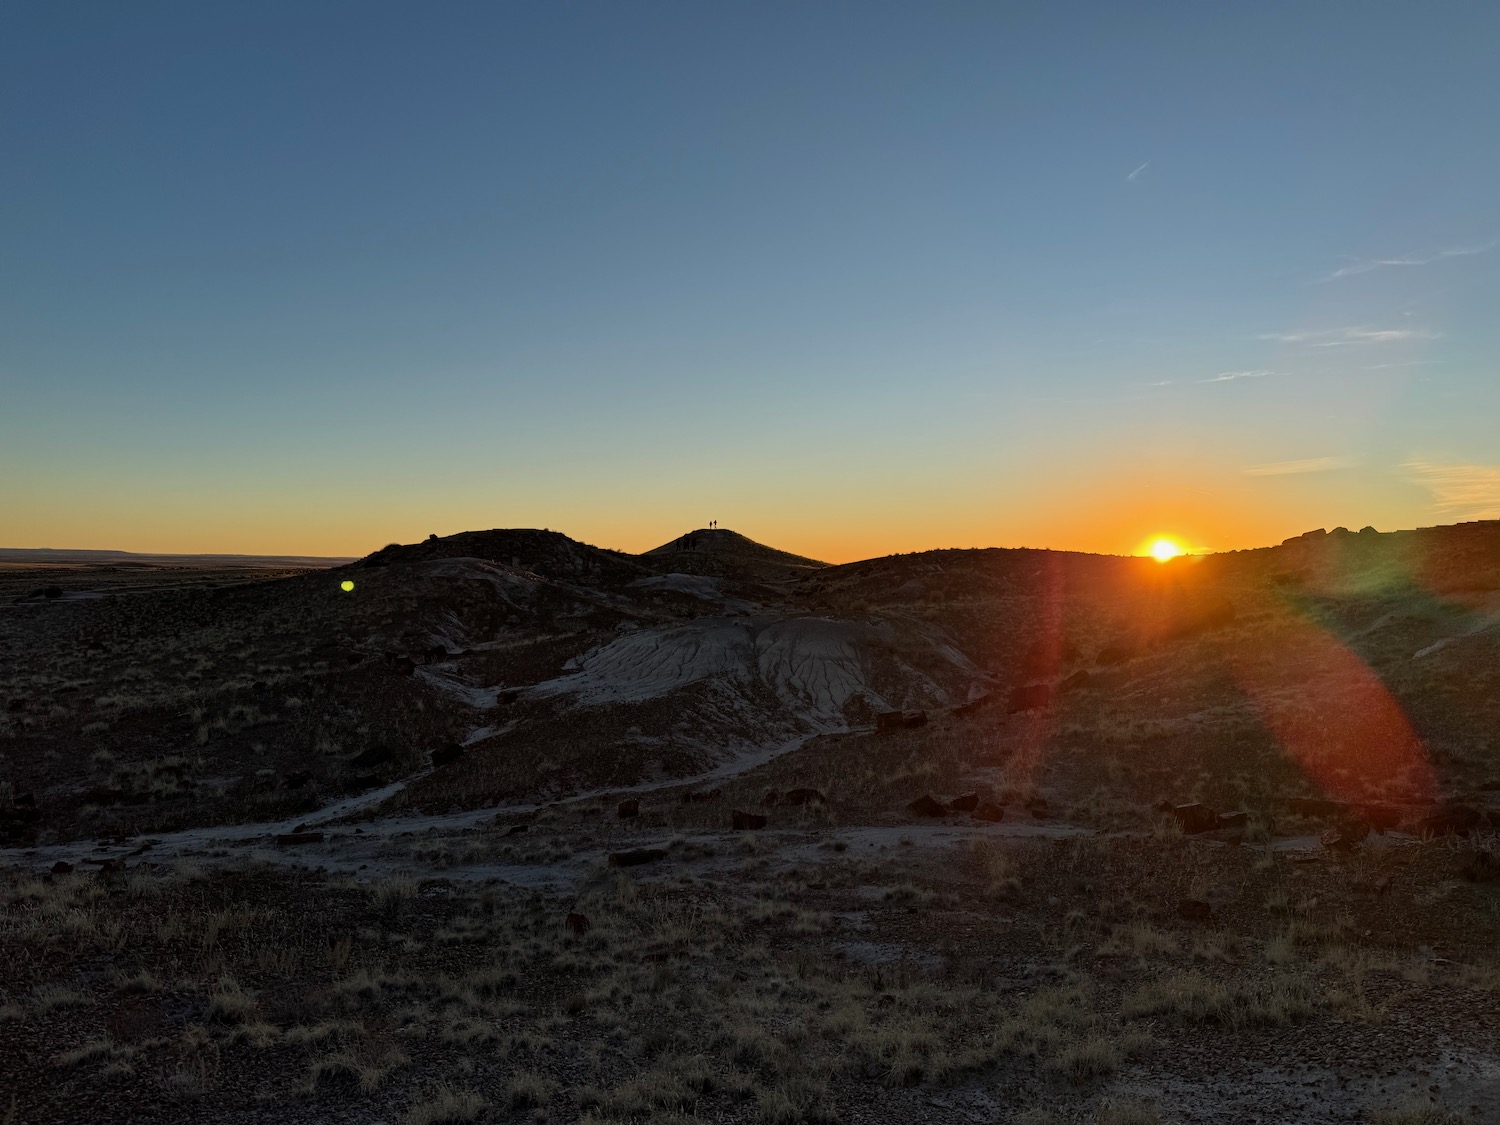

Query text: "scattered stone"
[1460, 850, 1500, 884]
[731, 810, 768, 830]
[1178, 899, 1212, 922]
[430, 743, 465, 768]
[1354, 803, 1402, 834]
[607, 848, 666, 867]
[350, 744, 394, 769]
[782, 788, 826, 807]
[948, 792, 980, 813]
[1060, 669, 1093, 692]
[971, 802, 1006, 823]
[907, 795, 947, 818]
[275, 832, 325, 846]
[1286, 797, 1344, 819]
[1353, 874, 1393, 895]
[1320, 821, 1369, 852]
[873, 708, 928, 731]
[617, 798, 640, 819]
[952, 695, 992, 718]
[565, 912, 591, 936]
[1418, 803, 1481, 837]
[1164, 802, 1219, 834]
[1007, 683, 1053, 713]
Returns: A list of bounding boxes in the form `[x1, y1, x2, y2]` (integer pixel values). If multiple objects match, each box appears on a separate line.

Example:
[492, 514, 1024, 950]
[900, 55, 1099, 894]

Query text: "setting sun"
[1149, 537, 1184, 562]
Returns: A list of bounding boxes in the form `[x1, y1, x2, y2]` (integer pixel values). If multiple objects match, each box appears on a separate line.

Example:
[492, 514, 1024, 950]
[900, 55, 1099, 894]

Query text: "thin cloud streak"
[1201, 370, 1273, 383]
[1126, 161, 1149, 182]
[1324, 239, 1497, 281]
[1261, 327, 1436, 347]
[1243, 456, 1351, 477]
[1403, 460, 1500, 520]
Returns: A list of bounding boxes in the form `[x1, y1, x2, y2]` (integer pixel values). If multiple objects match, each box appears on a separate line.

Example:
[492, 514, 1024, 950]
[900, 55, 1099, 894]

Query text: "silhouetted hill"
[638, 527, 826, 581]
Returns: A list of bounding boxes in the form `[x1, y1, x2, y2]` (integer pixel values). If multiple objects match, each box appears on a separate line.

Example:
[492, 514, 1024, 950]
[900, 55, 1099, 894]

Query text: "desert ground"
[2, 524, 1498, 1124]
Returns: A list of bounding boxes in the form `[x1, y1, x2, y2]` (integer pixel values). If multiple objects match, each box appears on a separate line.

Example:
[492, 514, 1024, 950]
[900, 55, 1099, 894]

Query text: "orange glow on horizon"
[1148, 537, 1185, 562]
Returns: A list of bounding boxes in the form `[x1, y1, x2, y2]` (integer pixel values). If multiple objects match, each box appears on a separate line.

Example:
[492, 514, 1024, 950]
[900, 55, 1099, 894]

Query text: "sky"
[3, 1, 1498, 563]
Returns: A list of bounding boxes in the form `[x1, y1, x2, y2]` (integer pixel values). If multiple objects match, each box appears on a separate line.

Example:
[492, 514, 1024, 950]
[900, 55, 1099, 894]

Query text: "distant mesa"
[0, 547, 354, 569]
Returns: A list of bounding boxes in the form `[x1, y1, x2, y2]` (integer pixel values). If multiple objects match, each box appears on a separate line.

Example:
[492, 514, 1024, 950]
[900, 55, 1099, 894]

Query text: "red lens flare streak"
[1217, 612, 1437, 807]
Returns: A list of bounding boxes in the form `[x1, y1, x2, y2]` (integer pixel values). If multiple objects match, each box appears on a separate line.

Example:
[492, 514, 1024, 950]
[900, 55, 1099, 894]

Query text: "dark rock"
[1460, 850, 1500, 884]
[761, 790, 781, 807]
[1177, 899, 1212, 922]
[782, 788, 826, 807]
[1216, 811, 1249, 830]
[13, 792, 35, 809]
[731, 810, 768, 830]
[350, 744, 394, 769]
[971, 802, 1006, 823]
[495, 688, 522, 705]
[5, 698, 25, 712]
[1287, 797, 1345, 819]
[1025, 796, 1051, 819]
[1321, 821, 1369, 852]
[388, 655, 416, 677]
[1353, 804, 1402, 834]
[617, 798, 640, 819]
[275, 832, 324, 846]
[907, 795, 947, 817]
[1163, 803, 1219, 834]
[283, 771, 314, 789]
[50, 860, 73, 875]
[503, 824, 529, 837]
[43, 586, 63, 599]
[1096, 643, 1135, 666]
[876, 711, 907, 734]
[1418, 804, 1481, 837]
[1353, 874, 1392, 895]
[565, 912, 591, 936]
[1007, 683, 1053, 713]
[949, 792, 980, 813]
[608, 848, 666, 867]
[902, 709, 928, 729]
[430, 743, 465, 768]
[96, 858, 127, 878]
[952, 695, 992, 717]
[1060, 670, 1093, 692]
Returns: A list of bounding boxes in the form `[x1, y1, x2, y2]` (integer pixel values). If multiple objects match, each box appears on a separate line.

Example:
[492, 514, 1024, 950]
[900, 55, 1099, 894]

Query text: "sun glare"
[1149, 538, 1183, 563]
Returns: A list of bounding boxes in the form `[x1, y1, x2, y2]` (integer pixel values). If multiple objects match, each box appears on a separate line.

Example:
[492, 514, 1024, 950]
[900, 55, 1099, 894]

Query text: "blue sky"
[3, 1, 1497, 559]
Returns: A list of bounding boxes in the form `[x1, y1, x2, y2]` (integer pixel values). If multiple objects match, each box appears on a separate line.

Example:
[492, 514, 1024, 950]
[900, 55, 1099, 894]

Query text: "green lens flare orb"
[340, 580, 355, 593]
